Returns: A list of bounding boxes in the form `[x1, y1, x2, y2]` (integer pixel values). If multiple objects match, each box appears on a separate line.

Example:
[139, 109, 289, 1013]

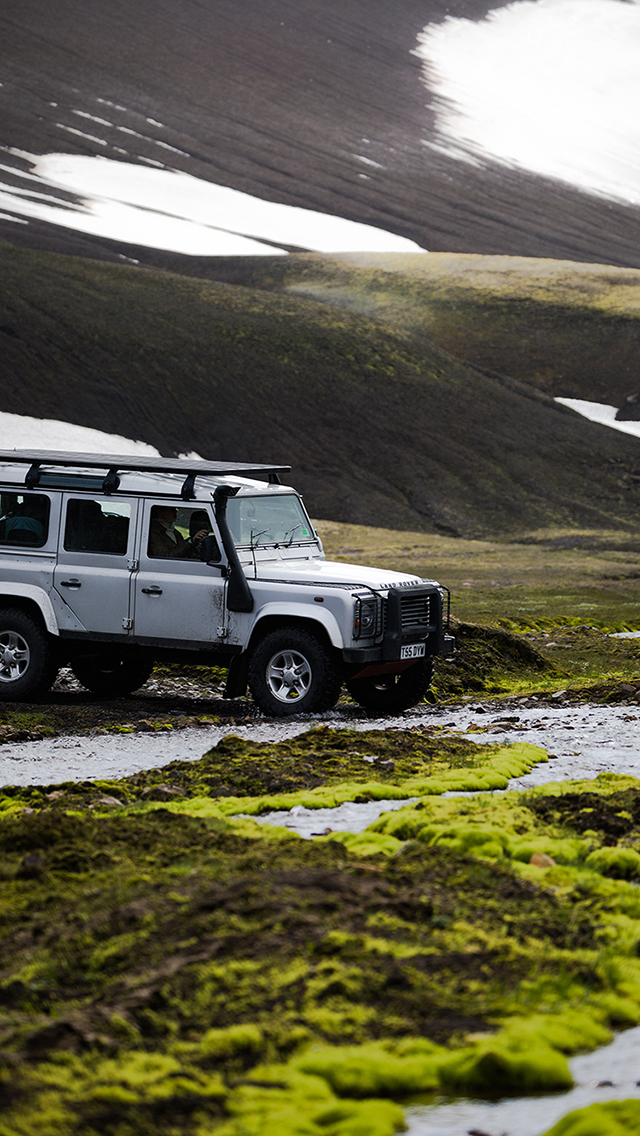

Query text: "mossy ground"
[2, 729, 640, 1135]
[0, 521, 639, 1134]
[317, 519, 640, 701]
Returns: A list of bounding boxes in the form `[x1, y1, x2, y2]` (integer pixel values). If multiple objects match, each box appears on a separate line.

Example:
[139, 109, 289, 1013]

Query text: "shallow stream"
[1, 697, 638, 792]
[405, 1024, 640, 1136]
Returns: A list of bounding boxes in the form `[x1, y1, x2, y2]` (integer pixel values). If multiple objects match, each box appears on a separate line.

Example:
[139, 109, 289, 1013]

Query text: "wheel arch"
[0, 587, 58, 635]
[246, 610, 341, 655]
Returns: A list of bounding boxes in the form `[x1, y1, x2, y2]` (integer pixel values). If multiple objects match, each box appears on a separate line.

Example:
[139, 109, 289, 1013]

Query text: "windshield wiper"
[250, 527, 270, 548]
[283, 523, 303, 546]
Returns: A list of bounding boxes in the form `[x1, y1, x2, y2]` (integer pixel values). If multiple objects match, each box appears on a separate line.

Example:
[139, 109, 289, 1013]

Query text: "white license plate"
[401, 643, 426, 660]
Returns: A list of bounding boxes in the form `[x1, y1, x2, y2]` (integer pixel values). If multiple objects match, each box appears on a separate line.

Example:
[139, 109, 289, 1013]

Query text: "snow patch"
[415, 0, 640, 206]
[556, 397, 640, 439]
[0, 411, 161, 456]
[0, 152, 425, 257]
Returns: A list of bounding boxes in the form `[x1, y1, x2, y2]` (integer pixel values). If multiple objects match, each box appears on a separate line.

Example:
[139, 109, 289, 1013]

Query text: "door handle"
[141, 586, 163, 595]
[59, 579, 81, 588]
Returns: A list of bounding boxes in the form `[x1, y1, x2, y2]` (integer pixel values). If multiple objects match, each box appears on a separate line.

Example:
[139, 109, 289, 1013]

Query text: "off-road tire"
[248, 627, 342, 717]
[0, 607, 58, 701]
[71, 651, 154, 697]
[345, 656, 435, 715]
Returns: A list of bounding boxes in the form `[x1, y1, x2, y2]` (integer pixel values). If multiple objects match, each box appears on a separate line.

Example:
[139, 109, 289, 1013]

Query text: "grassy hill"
[196, 251, 640, 407]
[2, 241, 640, 538]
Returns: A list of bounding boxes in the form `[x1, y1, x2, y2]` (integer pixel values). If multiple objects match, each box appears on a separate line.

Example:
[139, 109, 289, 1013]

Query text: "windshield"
[226, 494, 314, 547]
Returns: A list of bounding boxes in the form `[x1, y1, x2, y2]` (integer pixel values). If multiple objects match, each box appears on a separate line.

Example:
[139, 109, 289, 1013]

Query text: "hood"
[251, 555, 423, 591]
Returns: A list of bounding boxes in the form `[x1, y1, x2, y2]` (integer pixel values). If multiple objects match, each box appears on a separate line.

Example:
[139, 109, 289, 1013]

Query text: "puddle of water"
[405, 1024, 640, 1135]
[241, 795, 419, 838]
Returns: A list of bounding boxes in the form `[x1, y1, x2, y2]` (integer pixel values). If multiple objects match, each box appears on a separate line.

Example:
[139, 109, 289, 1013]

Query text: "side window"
[0, 493, 50, 548]
[147, 505, 220, 561]
[64, 499, 131, 555]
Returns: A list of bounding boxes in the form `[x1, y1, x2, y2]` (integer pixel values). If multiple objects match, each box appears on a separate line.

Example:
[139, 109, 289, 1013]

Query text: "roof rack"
[0, 451, 291, 501]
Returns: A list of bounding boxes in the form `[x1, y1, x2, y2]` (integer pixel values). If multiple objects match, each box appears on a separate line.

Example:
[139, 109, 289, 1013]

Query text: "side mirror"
[200, 535, 222, 564]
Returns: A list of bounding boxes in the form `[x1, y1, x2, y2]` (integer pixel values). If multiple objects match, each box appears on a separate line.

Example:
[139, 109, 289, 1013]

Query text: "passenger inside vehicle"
[148, 506, 211, 559]
[0, 493, 49, 547]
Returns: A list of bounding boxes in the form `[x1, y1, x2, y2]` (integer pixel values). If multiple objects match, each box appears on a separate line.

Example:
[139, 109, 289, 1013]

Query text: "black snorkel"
[212, 485, 254, 613]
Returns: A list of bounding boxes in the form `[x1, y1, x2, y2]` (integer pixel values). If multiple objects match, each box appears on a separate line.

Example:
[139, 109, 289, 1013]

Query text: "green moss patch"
[0, 808, 607, 1134]
[6, 736, 640, 1133]
[543, 1100, 640, 1136]
[3, 773, 640, 1134]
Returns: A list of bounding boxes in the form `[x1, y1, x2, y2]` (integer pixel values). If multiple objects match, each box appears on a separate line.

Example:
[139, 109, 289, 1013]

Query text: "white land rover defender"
[0, 452, 454, 716]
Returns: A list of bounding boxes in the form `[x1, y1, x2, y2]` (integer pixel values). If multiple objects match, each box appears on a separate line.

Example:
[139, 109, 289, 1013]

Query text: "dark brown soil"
[0, 820, 596, 1057]
[529, 788, 640, 842]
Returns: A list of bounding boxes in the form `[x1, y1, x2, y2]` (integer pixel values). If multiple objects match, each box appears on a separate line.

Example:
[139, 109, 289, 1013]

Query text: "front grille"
[400, 592, 431, 630]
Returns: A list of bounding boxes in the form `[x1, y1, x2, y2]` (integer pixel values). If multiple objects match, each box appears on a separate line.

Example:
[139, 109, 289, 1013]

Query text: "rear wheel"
[345, 656, 435, 715]
[248, 627, 342, 717]
[71, 650, 154, 697]
[0, 608, 58, 701]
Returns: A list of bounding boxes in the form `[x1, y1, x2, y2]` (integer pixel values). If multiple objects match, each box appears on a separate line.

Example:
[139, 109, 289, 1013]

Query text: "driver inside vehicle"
[148, 506, 210, 559]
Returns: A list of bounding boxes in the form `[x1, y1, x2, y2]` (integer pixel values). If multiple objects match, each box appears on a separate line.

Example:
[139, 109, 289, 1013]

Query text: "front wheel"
[345, 657, 435, 715]
[248, 628, 342, 717]
[71, 650, 154, 697]
[0, 608, 58, 700]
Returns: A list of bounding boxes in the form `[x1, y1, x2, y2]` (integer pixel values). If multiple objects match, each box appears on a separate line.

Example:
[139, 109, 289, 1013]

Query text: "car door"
[132, 501, 227, 646]
[53, 496, 138, 635]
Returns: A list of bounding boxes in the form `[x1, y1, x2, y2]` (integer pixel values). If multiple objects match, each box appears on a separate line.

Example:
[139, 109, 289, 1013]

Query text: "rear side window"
[0, 493, 50, 548]
[64, 499, 131, 554]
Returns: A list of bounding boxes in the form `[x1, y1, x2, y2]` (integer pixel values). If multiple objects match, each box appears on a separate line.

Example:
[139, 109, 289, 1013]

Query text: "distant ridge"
[2, 241, 640, 539]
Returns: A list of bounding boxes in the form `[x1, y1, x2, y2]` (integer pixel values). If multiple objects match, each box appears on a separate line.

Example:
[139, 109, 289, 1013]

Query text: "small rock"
[597, 1080, 615, 1087]
[18, 851, 45, 877]
[46, 790, 65, 801]
[619, 683, 636, 696]
[95, 796, 124, 808]
[21, 807, 35, 815]
[141, 784, 184, 801]
[135, 720, 155, 732]
[530, 852, 556, 868]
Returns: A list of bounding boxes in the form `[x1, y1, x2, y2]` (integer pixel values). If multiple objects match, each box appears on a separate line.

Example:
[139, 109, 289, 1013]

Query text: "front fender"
[248, 602, 344, 649]
[0, 584, 59, 635]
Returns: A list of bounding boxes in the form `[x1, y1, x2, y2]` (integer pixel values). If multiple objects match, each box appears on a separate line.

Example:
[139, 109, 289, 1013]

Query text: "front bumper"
[343, 584, 455, 666]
